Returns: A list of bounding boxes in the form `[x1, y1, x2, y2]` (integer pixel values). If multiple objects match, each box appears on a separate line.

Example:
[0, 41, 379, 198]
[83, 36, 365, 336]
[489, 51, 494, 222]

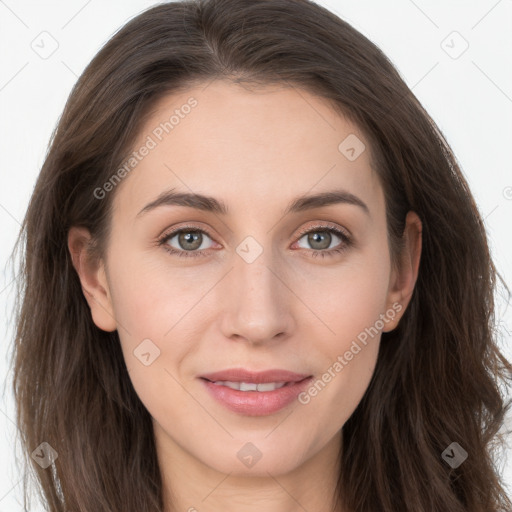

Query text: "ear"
[383, 210, 422, 332]
[67, 226, 117, 332]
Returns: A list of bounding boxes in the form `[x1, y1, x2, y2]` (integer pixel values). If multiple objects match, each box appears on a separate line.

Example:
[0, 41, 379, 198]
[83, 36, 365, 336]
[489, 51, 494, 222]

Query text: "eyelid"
[294, 221, 351, 240]
[157, 221, 353, 258]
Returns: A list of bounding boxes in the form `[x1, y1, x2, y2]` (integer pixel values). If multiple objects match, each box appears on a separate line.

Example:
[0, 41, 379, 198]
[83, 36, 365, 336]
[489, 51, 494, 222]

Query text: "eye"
[157, 222, 353, 259]
[158, 226, 216, 258]
[293, 224, 352, 258]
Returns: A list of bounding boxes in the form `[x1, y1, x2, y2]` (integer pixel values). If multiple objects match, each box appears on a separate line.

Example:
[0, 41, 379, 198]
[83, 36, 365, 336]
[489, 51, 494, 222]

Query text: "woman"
[10, 0, 512, 510]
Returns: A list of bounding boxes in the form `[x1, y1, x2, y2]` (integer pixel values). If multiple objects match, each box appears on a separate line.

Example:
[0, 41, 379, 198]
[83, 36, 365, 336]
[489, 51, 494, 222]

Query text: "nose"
[219, 246, 295, 346]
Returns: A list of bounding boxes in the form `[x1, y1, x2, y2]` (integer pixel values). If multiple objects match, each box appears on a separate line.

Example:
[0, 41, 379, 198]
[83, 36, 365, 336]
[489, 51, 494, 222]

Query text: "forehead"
[111, 80, 382, 220]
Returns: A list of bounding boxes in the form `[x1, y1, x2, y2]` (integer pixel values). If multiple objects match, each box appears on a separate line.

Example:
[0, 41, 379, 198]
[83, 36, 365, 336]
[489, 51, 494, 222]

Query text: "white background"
[1, 0, 511, 509]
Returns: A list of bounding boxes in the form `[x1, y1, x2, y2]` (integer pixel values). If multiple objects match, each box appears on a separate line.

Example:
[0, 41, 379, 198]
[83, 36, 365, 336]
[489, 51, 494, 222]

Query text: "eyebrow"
[136, 188, 370, 218]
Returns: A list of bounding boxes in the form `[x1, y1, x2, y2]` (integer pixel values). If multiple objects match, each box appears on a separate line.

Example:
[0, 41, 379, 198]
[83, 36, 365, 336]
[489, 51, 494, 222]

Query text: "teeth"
[211, 381, 288, 391]
[240, 382, 258, 391]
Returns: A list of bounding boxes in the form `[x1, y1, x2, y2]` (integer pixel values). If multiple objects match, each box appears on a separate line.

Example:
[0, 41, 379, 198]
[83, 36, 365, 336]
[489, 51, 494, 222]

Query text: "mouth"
[199, 368, 313, 416]
[203, 380, 292, 392]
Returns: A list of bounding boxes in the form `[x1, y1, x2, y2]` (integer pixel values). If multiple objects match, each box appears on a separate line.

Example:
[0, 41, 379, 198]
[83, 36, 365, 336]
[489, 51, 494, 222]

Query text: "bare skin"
[68, 80, 422, 512]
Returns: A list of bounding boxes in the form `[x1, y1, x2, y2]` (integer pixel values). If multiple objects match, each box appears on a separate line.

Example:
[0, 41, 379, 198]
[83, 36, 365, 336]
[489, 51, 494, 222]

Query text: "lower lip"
[200, 377, 313, 416]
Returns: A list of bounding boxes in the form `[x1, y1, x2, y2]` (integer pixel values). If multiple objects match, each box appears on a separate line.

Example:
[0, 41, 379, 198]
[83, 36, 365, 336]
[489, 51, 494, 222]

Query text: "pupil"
[180, 231, 201, 250]
[309, 231, 331, 250]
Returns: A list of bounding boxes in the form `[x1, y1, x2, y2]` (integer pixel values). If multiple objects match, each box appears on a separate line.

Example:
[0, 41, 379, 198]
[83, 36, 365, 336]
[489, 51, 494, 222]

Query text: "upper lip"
[200, 368, 311, 384]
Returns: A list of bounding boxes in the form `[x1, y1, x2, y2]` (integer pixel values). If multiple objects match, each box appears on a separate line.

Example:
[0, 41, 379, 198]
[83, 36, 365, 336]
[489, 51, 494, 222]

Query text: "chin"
[196, 437, 313, 477]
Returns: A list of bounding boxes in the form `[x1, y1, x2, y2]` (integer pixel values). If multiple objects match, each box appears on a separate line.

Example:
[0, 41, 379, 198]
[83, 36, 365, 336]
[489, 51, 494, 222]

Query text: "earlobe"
[383, 211, 422, 332]
[67, 226, 117, 332]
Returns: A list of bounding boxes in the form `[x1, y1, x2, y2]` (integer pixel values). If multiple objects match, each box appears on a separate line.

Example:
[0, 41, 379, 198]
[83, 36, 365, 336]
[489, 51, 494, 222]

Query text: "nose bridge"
[236, 249, 279, 302]
[234, 232, 281, 291]
[220, 237, 293, 343]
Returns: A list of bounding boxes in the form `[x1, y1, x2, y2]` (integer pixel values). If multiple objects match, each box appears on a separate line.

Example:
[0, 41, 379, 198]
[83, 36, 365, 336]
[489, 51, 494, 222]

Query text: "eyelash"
[157, 223, 353, 259]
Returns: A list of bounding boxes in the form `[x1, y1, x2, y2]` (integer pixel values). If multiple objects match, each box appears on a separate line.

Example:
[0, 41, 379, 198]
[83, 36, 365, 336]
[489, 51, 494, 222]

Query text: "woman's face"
[70, 80, 421, 478]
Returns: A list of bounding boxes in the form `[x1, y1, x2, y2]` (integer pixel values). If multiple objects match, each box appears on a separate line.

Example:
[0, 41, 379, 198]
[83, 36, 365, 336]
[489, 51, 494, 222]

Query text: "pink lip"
[199, 368, 313, 416]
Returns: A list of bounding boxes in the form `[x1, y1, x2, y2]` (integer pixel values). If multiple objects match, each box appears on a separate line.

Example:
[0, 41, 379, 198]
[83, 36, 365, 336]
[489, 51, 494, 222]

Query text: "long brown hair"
[10, 0, 512, 510]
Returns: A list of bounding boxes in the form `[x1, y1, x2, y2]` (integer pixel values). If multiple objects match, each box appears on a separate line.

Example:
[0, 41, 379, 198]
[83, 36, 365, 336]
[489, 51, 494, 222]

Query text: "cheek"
[106, 245, 192, 335]
[108, 257, 198, 417]
[293, 243, 389, 415]
[298, 244, 391, 344]
[109, 227, 391, 362]
[104, 249, 182, 384]
[295, 267, 386, 442]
